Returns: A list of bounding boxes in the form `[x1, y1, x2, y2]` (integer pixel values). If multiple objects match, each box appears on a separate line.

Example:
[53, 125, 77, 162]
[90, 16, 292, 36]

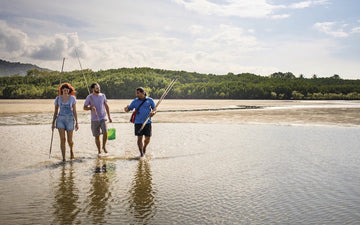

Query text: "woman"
[52, 83, 79, 161]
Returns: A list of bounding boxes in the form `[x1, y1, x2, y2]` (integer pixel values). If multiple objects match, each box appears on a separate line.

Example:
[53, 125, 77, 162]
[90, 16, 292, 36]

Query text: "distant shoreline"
[1, 99, 359, 127]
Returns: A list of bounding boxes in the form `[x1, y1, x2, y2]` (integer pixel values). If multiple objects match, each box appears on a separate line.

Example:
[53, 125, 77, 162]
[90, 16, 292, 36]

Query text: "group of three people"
[51, 82, 156, 162]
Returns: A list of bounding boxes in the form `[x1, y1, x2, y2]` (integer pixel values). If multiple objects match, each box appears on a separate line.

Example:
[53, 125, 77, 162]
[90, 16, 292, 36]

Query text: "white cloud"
[172, 0, 330, 19]
[271, 14, 290, 19]
[0, 20, 90, 66]
[289, 0, 330, 9]
[314, 20, 360, 38]
[172, 0, 286, 19]
[192, 24, 262, 52]
[290, 1, 312, 9]
[0, 20, 28, 52]
[25, 33, 85, 60]
[76, 24, 266, 75]
[313, 22, 349, 38]
[351, 27, 360, 34]
[188, 25, 205, 35]
[253, 38, 360, 78]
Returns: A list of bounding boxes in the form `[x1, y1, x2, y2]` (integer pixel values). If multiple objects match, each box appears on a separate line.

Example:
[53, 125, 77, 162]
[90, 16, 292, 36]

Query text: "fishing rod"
[138, 79, 177, 134]
[59, 57, 65, 85]
[75, 49, 101, 120]
[75, 49, 115, 140]
[49, 129, 55, 159]
[49, 57, 66, 159]
[75, 50, 90, 95]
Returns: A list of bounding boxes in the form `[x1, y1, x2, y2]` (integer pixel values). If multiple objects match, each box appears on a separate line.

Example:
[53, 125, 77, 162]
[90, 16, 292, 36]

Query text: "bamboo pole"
[138, 79, 177, 133]
[49, 57, 65, 159]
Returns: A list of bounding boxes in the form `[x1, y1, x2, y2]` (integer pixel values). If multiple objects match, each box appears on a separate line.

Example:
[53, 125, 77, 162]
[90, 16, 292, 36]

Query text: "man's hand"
[149, 110, 157, 117]
[108, 117, 113, 123]
[124, 105, 130, 112]
[91, 106, 98, 116]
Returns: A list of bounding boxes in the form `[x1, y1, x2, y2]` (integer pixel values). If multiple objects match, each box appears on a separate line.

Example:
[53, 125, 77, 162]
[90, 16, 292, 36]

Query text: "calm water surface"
[0, 122, 359, 224]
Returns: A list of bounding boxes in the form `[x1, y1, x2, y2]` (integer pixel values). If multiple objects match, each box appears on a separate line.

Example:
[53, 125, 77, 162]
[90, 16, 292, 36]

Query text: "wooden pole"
[49, 129, 54, 159]
[50, 57, 65, 159]
[59, 57, 65, 85]
[138, 79, 177, 133]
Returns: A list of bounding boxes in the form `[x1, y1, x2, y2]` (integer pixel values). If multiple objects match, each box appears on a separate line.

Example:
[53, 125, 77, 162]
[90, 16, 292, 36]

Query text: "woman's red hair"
[58, 83, 76, 96]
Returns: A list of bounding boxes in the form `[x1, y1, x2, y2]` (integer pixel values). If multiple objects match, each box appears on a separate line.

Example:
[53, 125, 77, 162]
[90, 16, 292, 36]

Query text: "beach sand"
[0, 99, 359, 126]
[1, 100, 360, 224]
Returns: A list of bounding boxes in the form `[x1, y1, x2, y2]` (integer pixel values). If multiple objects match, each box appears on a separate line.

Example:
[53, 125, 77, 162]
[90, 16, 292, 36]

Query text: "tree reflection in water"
[52, 163, 80, 224]
[128, 159, 157, 224]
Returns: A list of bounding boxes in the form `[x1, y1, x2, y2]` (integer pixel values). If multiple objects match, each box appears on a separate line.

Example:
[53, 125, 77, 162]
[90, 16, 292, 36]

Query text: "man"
[84, 83, 112, 155]
[124, 87, 156, 157]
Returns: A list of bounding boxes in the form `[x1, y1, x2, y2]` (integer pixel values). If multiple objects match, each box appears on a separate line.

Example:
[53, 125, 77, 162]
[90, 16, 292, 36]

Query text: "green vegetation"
[1, 68, 359, 99]
[0, 59, 50, 77]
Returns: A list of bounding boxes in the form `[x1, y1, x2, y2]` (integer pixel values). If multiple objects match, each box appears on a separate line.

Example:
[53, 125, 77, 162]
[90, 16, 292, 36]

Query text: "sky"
[0, 0, 359, 79]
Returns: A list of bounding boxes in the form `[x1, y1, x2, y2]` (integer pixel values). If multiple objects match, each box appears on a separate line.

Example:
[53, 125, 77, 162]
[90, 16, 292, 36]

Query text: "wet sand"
[1, 99, 359, 126]
[1, 100, 360, 224]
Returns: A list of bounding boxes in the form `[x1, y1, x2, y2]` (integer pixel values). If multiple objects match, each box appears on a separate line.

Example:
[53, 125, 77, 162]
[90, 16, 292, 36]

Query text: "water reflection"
[128, 159, 157, 224]
[86, 158, 113, 224]
[52, 163, 80, 225]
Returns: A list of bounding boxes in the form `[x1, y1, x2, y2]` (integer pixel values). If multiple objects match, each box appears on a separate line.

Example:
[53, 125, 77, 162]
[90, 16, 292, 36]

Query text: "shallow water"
[1, 99, 360, 126]
[0, 122, 359, 224]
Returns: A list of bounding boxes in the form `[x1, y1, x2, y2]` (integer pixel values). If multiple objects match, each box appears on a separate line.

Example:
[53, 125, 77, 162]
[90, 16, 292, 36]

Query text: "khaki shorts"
[91, 119, 107, 137]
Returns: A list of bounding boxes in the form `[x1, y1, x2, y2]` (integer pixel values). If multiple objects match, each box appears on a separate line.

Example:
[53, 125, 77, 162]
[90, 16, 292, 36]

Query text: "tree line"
[1, 68, 360, 100]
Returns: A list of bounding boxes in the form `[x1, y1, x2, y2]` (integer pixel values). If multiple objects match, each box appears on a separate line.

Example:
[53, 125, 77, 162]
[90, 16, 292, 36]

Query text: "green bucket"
[107, 128, 116, 140]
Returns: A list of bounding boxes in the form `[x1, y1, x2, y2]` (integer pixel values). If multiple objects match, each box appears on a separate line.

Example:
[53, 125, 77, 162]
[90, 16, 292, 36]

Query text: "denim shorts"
[56, 115, 75, 131]
[91, 119, 107, 137]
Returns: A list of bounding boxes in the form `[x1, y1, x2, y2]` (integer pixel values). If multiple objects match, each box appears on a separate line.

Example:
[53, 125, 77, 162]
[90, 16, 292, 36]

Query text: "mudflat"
[0, 99, 359, 126]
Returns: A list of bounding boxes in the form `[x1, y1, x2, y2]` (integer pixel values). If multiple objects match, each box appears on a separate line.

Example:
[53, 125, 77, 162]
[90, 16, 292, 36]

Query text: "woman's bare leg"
[58, 128, 66, 162]
[67, 130, 74, 159]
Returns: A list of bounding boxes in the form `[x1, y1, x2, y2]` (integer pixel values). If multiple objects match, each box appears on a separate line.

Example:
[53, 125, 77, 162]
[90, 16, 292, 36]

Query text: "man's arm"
[83, 95, 97, 115]
[83, 95, 91, 110]
[124, 100, 135, 113]
[149, 99, 157, 117]
[104, 102, 112, 122]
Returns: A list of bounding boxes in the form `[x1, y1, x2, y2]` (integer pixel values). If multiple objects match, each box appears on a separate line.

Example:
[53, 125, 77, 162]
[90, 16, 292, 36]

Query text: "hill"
[1, 67, 360, 99]
[0, 59, 51, 77]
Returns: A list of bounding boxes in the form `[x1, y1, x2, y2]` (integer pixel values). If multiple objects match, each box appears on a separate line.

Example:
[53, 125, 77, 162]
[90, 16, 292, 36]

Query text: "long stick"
[59, 57, 65, 85]
[75, 49, 100, 119]
[157, 79, 177, 106]
[75, 50, 90, 95]
[50, 58, 66, 159]
[49, 129, 54, 159]
[138, 79, 177, 133]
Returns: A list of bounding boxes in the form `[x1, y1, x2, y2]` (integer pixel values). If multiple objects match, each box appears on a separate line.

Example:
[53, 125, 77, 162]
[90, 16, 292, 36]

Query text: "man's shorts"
[91, 119, 107, 137]
[56, 115, 74, 131]
[135, 123, 152, 137]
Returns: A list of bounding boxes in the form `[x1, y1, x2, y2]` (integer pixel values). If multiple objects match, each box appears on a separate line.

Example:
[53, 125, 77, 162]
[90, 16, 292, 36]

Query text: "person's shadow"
[52, 163, 80, 224]
[128, 159, 157, 224]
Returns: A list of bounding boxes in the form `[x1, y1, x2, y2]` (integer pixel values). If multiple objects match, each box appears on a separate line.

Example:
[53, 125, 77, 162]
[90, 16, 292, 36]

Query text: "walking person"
[84, 83, 112, 155]
[124, 87, 156, 157]
[52, 83, 79, 162]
